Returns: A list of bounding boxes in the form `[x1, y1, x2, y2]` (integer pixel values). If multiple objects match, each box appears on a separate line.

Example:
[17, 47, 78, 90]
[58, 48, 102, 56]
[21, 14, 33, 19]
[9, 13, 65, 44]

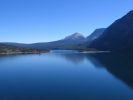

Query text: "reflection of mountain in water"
[55, 52, 133, 88]
[90, 53, 133, 88]
[55, 53, 85, 64]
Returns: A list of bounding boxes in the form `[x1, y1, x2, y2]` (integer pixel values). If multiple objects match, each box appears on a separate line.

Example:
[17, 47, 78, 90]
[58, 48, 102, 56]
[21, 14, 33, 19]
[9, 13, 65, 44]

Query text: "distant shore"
[80, 51, 110, 54]
[0, 51, 49, 55]
[0, 50, 111, 55]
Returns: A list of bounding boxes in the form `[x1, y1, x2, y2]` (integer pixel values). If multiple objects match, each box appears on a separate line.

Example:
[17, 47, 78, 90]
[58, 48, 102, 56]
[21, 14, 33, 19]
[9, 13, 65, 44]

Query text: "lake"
[0, 51, 133, 100]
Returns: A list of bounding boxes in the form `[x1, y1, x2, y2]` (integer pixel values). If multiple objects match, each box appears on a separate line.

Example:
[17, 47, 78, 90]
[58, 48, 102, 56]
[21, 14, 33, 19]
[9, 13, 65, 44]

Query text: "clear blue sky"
[0, 0, 133, 43]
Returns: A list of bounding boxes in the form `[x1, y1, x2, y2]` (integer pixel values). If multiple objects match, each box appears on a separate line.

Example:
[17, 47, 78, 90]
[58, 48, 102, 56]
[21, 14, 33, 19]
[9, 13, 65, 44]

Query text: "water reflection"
[54, 53, 85, 64]
[90, 53, 133, 89]
[54, 52, 133, 88]
[0, 52, 133, 100]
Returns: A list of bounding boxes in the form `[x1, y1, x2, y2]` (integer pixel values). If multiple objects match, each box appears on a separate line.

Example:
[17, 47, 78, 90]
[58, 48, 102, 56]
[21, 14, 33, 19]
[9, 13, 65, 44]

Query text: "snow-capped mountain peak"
[64, 33, 85, 40]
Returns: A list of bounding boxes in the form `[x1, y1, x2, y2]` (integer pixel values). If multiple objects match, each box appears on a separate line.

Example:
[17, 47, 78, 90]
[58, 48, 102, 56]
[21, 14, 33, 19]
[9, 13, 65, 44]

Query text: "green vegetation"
[0, 44, 49, 54]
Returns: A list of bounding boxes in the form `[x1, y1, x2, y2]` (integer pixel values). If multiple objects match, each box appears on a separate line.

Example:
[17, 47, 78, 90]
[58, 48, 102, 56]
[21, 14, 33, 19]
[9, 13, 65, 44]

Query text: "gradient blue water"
[0, 53, 133, 100]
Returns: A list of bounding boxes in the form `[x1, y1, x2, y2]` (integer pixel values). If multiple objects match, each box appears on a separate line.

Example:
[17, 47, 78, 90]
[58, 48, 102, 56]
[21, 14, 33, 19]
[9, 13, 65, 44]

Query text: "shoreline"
[0, 50, 111, 55]
[0, 51, 49, 55]
[80, 51, 110, 54]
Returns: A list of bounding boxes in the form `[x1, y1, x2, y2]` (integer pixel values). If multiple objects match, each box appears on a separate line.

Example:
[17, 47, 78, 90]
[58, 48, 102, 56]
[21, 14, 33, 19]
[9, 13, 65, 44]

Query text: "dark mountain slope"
[89, 10, 133, 51]
[87, 28, 106, 43]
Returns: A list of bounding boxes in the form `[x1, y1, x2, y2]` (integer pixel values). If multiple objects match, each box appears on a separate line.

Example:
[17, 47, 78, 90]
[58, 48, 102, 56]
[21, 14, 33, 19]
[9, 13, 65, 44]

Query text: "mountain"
[86, 28, 106, 44]
[2, 29, 107, 51]
[0, 43, 45, 54]
[64, 33, 85, 42]
[2, 30, 106, 50]
[2, 33, 86, 50]
[27, 33, 86, 50]
[89, 10, 133, 51]
[75, 28, 106, 50]
[2, 42, 29, 48]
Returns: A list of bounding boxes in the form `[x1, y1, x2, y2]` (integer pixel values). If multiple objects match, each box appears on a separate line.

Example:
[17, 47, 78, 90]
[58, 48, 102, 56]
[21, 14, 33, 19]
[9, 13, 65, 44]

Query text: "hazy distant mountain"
[89, 10, 133, 51]
[30, 33, 86, 50]
[2, 30, 107, 50]
[64, 33, 85, 42]
[75, 28, 106, 50]
[86, 28, 106, 44]
[2, 42, 29, 48]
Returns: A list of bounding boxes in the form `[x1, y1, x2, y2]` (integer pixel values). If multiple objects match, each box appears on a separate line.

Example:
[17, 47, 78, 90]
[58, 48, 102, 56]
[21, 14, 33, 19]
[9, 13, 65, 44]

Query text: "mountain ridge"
[1, 29, 105, 50]
[89, 10, 133, 51]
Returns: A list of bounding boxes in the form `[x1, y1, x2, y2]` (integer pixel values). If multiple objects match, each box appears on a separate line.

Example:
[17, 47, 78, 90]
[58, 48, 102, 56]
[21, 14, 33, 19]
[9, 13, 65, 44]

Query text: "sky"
[0, 0, 133, 43]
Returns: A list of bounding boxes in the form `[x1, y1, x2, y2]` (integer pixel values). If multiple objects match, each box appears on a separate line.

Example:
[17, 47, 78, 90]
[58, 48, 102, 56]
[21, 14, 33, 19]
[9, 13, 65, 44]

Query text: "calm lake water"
[0, 51, 133, 100]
